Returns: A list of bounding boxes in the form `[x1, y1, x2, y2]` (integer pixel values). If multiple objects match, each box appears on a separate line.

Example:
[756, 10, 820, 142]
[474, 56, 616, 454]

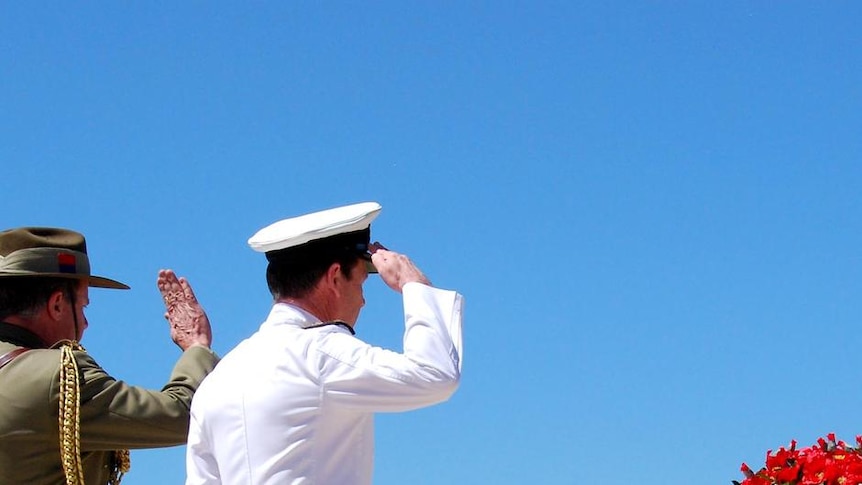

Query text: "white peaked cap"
[248, 202, 382, 253]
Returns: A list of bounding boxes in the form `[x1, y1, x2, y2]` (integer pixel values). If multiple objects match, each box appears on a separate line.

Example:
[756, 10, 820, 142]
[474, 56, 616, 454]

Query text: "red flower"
[734, 434, 862, 485]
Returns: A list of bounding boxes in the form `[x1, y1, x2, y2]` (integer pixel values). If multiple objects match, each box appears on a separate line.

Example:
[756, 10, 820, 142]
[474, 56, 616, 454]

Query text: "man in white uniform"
[186, 202, 464, 485]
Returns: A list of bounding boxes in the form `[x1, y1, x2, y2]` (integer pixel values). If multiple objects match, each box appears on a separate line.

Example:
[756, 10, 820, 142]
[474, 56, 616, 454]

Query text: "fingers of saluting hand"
[157, 269, 178, 287]
[370, 250, 391, 271]
[369, 248, 431, 292]
[178, 276, 198, 303]
[157, 269, 184, 309]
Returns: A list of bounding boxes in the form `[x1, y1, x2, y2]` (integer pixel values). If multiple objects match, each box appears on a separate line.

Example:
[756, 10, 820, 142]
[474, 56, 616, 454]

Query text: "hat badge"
[57, 253, 77, 274]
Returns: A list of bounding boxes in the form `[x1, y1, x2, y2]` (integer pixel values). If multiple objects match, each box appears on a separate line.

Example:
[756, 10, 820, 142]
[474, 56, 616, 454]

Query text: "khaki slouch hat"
[0, 227, 129, 289]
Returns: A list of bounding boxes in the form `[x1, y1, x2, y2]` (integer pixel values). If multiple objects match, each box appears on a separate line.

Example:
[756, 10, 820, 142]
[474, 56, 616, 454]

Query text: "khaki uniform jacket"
[0, 325, 219, 485]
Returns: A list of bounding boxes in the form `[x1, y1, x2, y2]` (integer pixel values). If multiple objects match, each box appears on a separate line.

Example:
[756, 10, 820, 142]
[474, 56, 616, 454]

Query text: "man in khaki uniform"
[0, 227, 219, 484]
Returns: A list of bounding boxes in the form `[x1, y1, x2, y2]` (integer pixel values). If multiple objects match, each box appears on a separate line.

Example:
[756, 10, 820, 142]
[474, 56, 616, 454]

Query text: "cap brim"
[88, 275, 131, 290]
[362, 254, 378, 274]
[0, 272, 130, 290]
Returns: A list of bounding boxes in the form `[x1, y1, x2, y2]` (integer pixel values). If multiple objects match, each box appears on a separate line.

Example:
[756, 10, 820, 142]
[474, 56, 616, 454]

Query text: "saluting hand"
[157, 269, 213, 350]
[369, 242, 431, 293]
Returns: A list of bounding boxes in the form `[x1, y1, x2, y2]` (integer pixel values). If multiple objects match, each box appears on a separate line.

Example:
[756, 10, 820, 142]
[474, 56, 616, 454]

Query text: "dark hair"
[0, 278, 80, 320]
[263, 229, 371, 300]
[266, 251, 360, 300]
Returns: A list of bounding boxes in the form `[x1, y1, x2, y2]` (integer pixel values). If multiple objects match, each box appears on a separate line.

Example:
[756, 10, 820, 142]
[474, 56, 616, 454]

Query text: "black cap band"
[265, 228, 371, 264]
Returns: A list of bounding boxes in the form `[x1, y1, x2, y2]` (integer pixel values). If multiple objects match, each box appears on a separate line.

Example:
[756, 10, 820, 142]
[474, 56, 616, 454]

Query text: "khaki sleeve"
[67, 346, 219, 451]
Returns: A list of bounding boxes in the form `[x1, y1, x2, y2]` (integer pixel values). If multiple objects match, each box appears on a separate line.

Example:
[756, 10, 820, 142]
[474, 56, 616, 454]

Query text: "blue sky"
[2, 3, 860, 484]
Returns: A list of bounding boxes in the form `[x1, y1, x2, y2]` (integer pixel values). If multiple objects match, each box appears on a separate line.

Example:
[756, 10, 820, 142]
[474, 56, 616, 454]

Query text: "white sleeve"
[320, 282, 464, 412]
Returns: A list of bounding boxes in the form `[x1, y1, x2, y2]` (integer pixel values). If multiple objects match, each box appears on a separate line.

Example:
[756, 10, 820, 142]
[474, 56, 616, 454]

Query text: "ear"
[45, 290, 67, 322]
[324, 262, 344, 296]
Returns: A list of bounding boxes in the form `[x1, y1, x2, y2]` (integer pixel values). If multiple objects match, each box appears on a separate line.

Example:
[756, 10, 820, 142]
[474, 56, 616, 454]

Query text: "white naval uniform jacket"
[185, 282, 464, 485]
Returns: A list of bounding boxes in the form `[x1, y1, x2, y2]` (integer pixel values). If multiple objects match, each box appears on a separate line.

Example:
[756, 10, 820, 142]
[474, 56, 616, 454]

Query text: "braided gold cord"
[108, 449, 131, 485]
[57, 341, 131, 485]
[59, 342, 85, 485]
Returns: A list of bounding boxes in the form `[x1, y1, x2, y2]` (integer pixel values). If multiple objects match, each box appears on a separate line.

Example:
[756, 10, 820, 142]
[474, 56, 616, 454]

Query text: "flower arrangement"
[734, 434, 862, 485]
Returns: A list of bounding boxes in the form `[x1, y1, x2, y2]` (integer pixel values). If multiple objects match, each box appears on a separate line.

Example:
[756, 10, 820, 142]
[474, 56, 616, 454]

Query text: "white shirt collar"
[260, 302, 319, 330]
[260, 303, 355, 335]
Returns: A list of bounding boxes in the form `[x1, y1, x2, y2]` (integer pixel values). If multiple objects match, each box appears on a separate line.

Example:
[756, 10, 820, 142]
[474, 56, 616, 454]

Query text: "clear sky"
[2, 3, 860, 484]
